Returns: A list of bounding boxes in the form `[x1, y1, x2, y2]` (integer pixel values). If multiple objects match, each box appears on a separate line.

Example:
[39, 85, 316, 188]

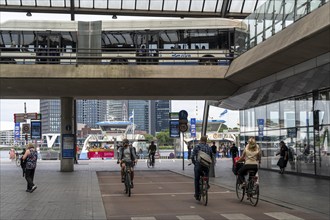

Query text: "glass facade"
[76, 100, 107, 128]
[239, 89, 330, 177]
[237, 0, 329, 53]
[40, 99, 61, 134]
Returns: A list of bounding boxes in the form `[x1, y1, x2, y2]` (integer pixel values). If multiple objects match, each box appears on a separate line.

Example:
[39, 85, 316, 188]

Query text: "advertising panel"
[169, 120, 180, 138]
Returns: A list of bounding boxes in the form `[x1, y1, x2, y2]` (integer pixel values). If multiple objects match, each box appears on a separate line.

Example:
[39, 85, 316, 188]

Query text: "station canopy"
[0, 0, 267, 20]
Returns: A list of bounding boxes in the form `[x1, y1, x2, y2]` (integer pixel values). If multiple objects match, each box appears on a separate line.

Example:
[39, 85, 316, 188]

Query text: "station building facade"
[234, 55, 330, 178]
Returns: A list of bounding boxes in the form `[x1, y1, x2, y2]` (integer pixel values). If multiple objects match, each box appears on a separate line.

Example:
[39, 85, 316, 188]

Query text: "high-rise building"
[128, 100, 149, 132]
[149, 100, 171, 135]
[155, 100, 171, 133]
[40, 99, 61, 133]
[107, 100, 128, 121]
[40, 99, 170, 135]
[76, 100, 107, 128]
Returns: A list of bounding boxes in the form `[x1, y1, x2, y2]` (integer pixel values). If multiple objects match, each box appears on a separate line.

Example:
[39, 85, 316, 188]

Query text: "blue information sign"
[190, 118, 196, 138]
[169, 120, 180, 138]
[14, 123, 20, 140]
[61, 134, 75, 158]
[257, 119, 264, 137]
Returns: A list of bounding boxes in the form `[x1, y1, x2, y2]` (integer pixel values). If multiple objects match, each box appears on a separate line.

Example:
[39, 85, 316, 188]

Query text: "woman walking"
[22, 143, 38, 192]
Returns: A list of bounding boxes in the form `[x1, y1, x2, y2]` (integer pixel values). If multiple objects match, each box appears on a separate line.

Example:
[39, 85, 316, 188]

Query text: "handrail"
[0, 47, 235, 65]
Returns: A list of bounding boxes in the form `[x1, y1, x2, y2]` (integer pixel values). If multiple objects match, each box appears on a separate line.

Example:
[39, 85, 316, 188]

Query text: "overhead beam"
[0, 5, 248, 19]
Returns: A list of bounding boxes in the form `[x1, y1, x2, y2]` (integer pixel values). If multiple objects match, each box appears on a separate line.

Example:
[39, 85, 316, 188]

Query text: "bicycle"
[147, 153, 154, 168]
[15, 154, 22, 167]
[197, 170, 209, 206]
[236, 169, 259, 206]
[123, 161, 133, 197]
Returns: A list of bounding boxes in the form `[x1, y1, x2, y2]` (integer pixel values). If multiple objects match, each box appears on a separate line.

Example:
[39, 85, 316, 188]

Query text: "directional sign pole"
[181, 131, 184, 171]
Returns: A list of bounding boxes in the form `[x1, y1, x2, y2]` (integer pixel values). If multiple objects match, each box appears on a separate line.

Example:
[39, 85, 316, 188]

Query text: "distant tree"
[144, 134, 154, 142]
[156, 130, 171, 146]
[218, 124, 228, 132]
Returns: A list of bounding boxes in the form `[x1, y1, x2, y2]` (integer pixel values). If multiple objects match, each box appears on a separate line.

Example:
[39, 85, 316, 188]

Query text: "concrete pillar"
[60, 97, 74, 172]
[202, 100, 215, 177]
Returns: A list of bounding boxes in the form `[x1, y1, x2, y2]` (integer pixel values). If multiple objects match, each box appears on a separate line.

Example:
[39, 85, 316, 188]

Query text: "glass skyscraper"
[40, 99, 170, 135]
[76, 100, 107, 128]
[40, 99, 61, 134]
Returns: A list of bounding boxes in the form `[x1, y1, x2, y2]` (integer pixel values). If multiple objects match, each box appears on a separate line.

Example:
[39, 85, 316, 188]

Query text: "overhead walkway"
[0, 2, 329, 101]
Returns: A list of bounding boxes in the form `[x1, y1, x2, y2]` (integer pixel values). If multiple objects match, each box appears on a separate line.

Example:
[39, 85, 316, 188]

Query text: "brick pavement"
[0, 158, 329, 220]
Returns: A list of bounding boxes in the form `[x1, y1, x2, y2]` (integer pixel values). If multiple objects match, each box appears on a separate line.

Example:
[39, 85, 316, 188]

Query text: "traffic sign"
[14, 112, 40, 123]
[22, 123, 30, 134]
[190, 118, 196, 138]
[179, 123, 188, 132]
[179, 110, 188, 133]
[179, 110, 188, 120]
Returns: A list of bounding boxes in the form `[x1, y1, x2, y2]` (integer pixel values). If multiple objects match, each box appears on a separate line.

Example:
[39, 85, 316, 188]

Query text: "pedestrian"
[276, 141, 288, 174]
[9, 148, 16, 161]
[230, 143, 239, 164]
[22, 143, 38, 193]
[210, 142, 217, 164]
[139, 148, 143, 159]
[74, 145, 79, 164]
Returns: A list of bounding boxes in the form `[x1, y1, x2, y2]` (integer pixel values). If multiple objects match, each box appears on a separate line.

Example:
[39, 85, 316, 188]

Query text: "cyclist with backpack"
[191, 136, 213, 201]
[118, 139, 137, 188]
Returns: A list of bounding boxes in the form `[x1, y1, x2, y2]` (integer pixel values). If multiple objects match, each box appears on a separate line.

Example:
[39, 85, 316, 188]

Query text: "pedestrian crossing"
[130, 212, 305, 220]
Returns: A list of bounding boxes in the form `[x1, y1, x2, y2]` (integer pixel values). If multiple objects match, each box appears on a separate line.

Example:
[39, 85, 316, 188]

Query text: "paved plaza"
[0, 158, 329, 219]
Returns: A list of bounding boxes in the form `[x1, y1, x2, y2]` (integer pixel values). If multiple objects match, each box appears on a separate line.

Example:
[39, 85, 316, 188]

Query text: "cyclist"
[148, 141, 157, 166]
[237, 137, 261, 188]
[118, 139, 137, 188]
[191, 136, 213, 200]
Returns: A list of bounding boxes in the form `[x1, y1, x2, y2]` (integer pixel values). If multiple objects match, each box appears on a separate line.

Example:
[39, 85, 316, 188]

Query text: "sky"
[0, 12, 239, 131]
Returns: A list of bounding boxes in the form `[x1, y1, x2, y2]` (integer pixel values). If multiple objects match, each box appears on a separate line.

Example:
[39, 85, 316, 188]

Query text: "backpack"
[120, 146, 135, 160]
[197, 150, 212, 168]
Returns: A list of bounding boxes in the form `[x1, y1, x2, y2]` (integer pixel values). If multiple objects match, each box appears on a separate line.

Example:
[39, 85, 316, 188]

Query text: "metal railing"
[237, 0, 329, 53]
[0, 47, 235, 65]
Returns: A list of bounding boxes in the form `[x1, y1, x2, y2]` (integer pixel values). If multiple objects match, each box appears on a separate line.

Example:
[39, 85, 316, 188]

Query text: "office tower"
[40, 99, 61, 133]
[107, 100, 129, 121]
[155, 100, 171, 133]
[76, 100, 107, 128]
[149, 100, 171, 135]
[128, 100, 149, 132]
[40, 99, 169, 134]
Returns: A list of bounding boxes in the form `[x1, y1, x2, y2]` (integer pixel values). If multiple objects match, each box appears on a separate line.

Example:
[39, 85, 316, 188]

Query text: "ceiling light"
[112, 15, 117, 19]
[26, 12, 32, 17]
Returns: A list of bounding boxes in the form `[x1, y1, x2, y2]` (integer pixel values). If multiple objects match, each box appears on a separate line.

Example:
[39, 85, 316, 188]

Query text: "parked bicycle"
[147, 154, 154, 168]
[123, 161, 134, 197]
[236, 169, 259, 206]
[196, 170, 209, 206]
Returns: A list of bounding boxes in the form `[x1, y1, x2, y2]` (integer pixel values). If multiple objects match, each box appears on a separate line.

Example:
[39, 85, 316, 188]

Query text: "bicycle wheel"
[236, 176, 245, 201]
[201, 178, 208, 206]
[147, 157, 151, 168]
[124, 172, 128, 194]
[16, 158, 21, 167]
[248, 183, 259, 206]
[125, 172, 131, 197]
